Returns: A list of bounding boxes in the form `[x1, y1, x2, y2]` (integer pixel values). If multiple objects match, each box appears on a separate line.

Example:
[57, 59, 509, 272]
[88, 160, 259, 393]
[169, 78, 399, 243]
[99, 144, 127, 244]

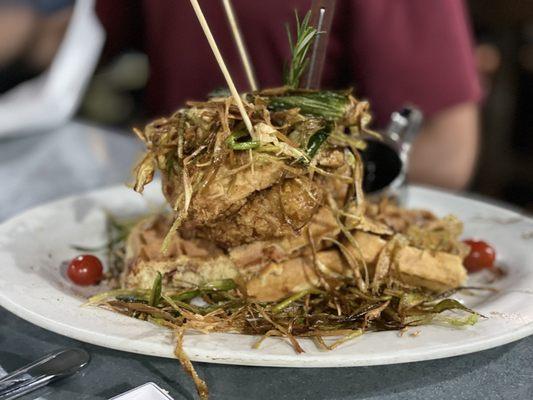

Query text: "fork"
[0, 348, 90, 400]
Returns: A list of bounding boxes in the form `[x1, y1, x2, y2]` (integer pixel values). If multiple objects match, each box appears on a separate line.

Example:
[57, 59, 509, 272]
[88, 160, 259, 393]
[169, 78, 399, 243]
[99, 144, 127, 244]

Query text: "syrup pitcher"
[361, 106, 423, 204]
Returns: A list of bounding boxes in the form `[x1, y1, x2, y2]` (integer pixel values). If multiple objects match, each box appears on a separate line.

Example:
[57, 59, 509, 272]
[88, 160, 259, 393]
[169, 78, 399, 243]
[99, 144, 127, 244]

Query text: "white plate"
[1, 185, 533, 367]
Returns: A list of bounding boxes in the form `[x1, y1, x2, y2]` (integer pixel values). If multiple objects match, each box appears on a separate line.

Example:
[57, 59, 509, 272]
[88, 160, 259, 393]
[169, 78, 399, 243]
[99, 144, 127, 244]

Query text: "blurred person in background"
[1, 0, 481, 191]
[0, 0, 73, 93]
[0, 0, 102, 135]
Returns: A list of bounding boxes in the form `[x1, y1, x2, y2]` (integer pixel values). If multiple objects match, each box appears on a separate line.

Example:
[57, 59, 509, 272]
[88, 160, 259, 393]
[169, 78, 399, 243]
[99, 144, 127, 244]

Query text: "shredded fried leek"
[85, 10, 491, 400]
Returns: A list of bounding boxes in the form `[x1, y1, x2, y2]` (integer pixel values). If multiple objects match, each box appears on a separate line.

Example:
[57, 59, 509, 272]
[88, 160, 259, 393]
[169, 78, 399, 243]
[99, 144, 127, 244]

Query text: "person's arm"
[409, 102, 479, 190]
[346, 0, 482, 190]
[0, 3, 72, 93]
[0, 2, 73, 67]
[0, 6, 36, 66]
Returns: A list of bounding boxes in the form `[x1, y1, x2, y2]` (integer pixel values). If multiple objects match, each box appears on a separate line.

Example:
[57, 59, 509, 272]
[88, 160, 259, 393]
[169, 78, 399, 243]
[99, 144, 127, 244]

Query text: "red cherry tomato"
[67, 255, 103, 285]
[462, 239, 496, 272]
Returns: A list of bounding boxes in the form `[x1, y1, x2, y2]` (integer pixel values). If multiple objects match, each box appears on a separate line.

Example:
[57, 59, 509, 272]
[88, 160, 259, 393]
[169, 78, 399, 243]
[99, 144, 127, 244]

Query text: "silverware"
[0, 348, 90, 400]
[222, 0, 258, 90]
[362, 106, 423, 203]
[302, 0, 337, 89]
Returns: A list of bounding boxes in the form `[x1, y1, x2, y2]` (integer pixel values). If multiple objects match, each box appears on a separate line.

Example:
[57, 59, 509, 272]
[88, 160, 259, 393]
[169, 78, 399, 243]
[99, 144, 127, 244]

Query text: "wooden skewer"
[189, 0, 254, 135]
[222, 0, 258, 91]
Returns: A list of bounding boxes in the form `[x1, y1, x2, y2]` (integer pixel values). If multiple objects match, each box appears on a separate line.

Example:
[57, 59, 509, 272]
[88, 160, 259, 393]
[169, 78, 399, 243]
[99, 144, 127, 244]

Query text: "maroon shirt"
[96, 0, 481, 127]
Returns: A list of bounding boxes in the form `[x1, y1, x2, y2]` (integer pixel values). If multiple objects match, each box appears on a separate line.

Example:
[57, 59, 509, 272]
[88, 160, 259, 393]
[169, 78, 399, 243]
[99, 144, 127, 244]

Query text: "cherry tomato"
[67, 254, 103, 285]
[462, 239, 496, 272]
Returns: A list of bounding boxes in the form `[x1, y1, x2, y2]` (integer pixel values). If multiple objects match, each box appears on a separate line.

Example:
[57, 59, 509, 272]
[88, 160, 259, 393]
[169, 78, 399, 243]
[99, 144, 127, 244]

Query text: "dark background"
[467, 0, 533, 212]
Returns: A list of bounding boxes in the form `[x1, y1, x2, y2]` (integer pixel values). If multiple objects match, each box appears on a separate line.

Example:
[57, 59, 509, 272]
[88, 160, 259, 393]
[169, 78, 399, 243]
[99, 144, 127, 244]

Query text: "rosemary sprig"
[284, 11, 319, 88]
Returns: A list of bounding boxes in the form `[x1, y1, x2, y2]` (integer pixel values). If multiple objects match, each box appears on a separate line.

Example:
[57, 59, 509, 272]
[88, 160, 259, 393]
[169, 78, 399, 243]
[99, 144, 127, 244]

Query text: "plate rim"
[1, 183, 533, 367]
[2, 291, 533, 367]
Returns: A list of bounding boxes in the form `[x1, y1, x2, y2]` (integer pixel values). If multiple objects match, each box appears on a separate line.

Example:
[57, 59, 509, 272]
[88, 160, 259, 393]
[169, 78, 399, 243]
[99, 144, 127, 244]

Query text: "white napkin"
[0, 0, 104, 138]
[109, 382, 174, 400]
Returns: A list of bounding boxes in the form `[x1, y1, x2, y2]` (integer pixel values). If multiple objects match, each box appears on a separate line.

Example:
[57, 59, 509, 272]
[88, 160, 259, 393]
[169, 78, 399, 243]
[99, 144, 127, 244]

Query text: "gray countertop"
[1, 122, 532, 400]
